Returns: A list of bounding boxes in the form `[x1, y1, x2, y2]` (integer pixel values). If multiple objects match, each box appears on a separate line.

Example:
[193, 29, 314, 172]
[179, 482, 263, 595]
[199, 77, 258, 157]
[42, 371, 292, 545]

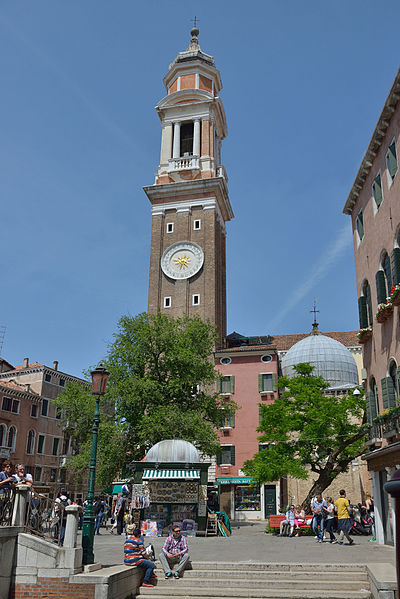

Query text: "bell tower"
[144, 27, 233, 343]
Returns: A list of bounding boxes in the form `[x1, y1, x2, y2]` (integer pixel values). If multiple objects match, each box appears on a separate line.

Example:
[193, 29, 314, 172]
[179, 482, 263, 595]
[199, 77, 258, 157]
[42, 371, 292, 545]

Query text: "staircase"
[139, 561, 372, 599]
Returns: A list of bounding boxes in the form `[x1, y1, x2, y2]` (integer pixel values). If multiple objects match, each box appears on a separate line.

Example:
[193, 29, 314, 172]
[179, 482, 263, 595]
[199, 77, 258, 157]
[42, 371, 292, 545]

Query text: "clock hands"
[173, 254, 191, 270]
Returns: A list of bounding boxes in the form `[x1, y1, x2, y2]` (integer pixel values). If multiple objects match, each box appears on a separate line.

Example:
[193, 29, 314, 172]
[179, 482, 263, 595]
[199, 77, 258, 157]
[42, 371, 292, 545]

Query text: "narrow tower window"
[166, 223, 174, 233]
[193, 220, 201, 230]
[180, 122, 194, 156]
[164, 297, 171, 308]
[192, 294, 200, 306]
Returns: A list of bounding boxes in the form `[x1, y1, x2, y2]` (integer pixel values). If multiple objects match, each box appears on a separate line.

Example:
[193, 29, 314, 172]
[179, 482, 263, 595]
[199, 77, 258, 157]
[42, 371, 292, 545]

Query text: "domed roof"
[145, 440, 201, 463]
[281, 327, 359, 389]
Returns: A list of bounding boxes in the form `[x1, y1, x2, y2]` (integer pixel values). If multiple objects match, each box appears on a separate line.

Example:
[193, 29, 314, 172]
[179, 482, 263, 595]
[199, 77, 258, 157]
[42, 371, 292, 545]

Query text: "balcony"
[365, 423, 382, 448]
[168, 155, 199, 173]
[378, 407, 400, 440]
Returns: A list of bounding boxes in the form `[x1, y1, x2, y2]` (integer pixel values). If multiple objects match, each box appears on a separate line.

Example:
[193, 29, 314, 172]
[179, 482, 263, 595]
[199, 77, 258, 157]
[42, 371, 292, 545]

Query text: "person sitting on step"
[159, 525, 190, 579]
[124, 525, 157, 588]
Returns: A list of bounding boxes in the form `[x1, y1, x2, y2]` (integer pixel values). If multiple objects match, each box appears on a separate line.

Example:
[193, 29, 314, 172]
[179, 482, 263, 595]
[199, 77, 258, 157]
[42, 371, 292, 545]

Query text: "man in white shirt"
[14, 464, 33, 487]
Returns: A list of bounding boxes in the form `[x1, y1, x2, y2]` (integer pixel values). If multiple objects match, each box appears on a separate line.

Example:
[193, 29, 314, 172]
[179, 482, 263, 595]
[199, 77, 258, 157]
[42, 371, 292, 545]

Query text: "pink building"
[214, 333, 279, 521]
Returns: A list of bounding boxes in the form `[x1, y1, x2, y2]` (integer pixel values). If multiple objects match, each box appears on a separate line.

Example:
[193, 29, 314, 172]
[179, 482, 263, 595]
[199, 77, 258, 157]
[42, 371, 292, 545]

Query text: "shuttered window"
[390, 248, 400, 286]
[217, 445, 235, 465]
[372, 173, 383, 209]
[217, 375, 235, 394]
[356, 211, 364, 242]
[386, 141, 398, 182]
[381, 377, 396, 410]
[365, 390, 378, 423]
[358, 296, 368, 329]
[376, 270, 387, 304]
[258, 373, 277, 392]
[220, 409, 235, 428]
[382, 252, 392, 297]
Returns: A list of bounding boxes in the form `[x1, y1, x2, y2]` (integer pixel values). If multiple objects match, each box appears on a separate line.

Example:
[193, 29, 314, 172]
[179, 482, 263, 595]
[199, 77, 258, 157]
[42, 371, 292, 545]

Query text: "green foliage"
[244, 363, 367, 507]
[55, 312, 236, 488]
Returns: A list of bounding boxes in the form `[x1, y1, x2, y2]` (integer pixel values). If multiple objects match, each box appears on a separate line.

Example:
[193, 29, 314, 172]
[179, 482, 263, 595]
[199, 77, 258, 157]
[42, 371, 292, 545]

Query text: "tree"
[243, 363, 367, 509]
[55, 312, 236, 487]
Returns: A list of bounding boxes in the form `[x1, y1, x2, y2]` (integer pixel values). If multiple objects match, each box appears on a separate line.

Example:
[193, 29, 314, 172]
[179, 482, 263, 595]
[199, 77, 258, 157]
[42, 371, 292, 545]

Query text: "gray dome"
[281, 332, 359, 389]
[145, 439, 200, 463]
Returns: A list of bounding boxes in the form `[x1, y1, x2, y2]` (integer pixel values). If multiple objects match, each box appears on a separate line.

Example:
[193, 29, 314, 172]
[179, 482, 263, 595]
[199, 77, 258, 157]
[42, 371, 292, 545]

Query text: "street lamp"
[384, 469, 400, 599]
[82, 363, 109, 566]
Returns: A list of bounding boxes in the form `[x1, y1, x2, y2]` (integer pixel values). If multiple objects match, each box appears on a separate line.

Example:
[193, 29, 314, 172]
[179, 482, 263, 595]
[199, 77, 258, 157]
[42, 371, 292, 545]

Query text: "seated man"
[277, 504, 296, 537]
[124, 525, 156, 588]
[159, 525, 190, 579]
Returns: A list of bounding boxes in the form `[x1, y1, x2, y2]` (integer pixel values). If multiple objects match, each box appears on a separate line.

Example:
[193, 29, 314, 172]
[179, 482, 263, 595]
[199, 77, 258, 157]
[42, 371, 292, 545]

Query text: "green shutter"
[216, 452, 222, 466]
[396, 367, 400, 404]
[365, 391, 377, 423]
[356, 212, 364, 240]
[258, 374, 263, 392]
[259, 405, 264, 424]
[381, 377, 396, 410]
[358, 296, 368, 329]
[376, 270, 387, 304]
[216, 377, 222, 393]
[387, 142, 398, 179]
[230, 445, 235, 465]
[229, 375, 235, 394]
[373, 174, 383, 208]
[391, 249, 400, 286]
[271, 373, 277, 391]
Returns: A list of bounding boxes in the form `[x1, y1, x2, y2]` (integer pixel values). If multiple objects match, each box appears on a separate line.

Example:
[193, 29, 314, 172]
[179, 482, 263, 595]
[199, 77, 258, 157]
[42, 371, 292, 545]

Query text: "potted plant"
[389, 284, 400, 306]
[376, 301, 393, 323]
[357, 327, 373, 343]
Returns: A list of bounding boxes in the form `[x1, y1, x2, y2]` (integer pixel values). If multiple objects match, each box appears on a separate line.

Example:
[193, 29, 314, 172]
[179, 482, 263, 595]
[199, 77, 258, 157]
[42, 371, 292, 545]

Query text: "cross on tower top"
[190, 16, 200, 38]
[310, 298, 320, 334]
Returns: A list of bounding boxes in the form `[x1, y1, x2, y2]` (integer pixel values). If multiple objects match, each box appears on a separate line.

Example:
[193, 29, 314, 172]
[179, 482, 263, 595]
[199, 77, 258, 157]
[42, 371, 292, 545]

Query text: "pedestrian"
[94, 496, 104, 535]
[311, 493, 327, 542]
[365, 493, 376, 542]
[0, 461, 15, 492]
[13, 464, 33, 488]
[323, 497, 337, 543]
[159, 525, 190, 580]
[124, 524, 156, 588]
[55, 489, 71, 545]
[115, 492, 126, 535]
[277, 504, 296, 537]
[334, 489, 354, 546]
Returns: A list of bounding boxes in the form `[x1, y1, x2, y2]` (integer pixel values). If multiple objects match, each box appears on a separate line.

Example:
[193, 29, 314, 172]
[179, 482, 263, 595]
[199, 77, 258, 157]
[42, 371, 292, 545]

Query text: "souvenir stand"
[129, 439, 210, 536]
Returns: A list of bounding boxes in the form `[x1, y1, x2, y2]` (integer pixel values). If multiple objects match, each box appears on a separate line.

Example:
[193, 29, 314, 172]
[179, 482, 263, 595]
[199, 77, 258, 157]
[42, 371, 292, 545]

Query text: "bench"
[269, 514, 313, 535]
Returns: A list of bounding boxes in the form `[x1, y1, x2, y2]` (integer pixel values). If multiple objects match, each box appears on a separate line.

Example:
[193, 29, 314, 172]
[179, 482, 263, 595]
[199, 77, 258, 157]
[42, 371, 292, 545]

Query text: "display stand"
[206, 513, 217, 536]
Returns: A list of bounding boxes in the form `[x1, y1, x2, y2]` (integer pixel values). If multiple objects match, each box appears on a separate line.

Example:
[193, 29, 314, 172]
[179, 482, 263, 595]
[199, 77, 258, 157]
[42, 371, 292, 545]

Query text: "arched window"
[382, 251, 392, 297]
[26, 430, 35, 455]
[7, 426, 16, 452]
[0, 424, 6, 447]
[361, 280, 373, 327]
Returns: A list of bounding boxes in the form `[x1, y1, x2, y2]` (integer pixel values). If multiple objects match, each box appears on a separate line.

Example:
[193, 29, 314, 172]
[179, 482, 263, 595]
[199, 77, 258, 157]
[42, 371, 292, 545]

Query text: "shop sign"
[216, 477, 252, 485]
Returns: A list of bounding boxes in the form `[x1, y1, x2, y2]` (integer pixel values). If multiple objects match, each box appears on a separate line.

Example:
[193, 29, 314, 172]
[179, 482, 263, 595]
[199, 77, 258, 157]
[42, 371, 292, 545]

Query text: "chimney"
[23, 357, 29, 368]
[53, 360, 58, 371]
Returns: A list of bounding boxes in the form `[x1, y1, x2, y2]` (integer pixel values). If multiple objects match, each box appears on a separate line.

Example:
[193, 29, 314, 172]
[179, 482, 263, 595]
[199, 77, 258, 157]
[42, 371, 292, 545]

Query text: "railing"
[25, 491, 63, 545]
[367, 423, 382, 443]
[168, 156, 199, 172]
[0, 488, 15, 526]
[381, 413, 400, 438]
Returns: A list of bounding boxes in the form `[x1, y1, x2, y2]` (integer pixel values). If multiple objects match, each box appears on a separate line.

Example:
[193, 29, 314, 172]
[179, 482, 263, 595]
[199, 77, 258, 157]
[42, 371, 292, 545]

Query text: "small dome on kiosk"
[145, 439, 201, 463]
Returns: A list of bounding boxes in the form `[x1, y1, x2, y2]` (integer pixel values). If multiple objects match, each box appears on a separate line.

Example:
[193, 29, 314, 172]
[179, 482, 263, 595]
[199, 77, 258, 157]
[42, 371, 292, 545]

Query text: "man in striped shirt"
[159, 525, 190, 579]
[124, 525, 156, 588]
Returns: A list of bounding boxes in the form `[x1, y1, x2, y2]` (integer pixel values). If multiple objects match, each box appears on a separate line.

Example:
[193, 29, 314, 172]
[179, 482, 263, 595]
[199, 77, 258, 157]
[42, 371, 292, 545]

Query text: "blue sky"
[1, 1, 399, 377]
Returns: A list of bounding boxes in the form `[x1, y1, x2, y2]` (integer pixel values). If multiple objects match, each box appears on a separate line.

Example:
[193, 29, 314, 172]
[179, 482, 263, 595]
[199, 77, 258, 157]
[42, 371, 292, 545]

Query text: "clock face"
[161, 241, 204, 280]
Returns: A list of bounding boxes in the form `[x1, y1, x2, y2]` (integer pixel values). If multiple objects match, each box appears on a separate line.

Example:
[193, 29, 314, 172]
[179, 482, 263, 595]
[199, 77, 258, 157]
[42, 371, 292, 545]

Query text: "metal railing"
[0, 488, 15, 526]
[382, 413, 400, 437]
[25, 491, 64, 545]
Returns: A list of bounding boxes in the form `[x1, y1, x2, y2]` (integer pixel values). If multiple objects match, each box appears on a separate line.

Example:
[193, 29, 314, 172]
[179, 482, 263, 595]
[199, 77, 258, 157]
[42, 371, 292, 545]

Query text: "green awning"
[112, 483, 125, 494]
[142, 469, 200, 480]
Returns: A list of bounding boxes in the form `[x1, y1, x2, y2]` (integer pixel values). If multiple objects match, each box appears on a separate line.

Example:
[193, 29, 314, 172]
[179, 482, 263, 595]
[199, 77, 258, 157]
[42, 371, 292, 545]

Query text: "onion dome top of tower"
[144, 439, 201, 463]
[281, 323, 359, 390]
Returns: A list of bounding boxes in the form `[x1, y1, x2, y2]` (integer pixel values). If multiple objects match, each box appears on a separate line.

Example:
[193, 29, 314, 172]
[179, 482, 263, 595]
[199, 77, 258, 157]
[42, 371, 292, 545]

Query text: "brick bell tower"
[144, 26, 233, 343]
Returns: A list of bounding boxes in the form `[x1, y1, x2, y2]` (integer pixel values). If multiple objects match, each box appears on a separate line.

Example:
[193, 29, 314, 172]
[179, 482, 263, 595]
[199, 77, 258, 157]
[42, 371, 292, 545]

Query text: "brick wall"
[10, 577, 95, 599]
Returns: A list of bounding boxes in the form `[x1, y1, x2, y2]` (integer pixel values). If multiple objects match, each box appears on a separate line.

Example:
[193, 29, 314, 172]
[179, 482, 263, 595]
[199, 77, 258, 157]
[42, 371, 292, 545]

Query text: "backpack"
[59, 497, 69, 508]
[94, 500, 103, 515]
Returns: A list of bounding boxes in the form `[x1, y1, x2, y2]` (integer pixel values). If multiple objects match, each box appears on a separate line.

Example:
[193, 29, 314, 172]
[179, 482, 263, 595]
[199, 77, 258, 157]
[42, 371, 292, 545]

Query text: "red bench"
[269, 514, 312, 531]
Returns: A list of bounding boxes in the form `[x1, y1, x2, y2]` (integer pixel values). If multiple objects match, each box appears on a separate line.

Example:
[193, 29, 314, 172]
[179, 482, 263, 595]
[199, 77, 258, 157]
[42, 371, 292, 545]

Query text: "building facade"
[144, 26, 233, 344]
[0, 358, 86, 498]
[344, 68, 400, 546]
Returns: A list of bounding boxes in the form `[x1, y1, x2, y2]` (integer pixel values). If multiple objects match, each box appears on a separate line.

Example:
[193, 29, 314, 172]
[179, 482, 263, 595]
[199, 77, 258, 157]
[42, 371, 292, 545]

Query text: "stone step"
[186, 562, 367, 572]
[151, 578, 368, 591]
[140, 590, 371, 599]
[182, 570, 368, 581]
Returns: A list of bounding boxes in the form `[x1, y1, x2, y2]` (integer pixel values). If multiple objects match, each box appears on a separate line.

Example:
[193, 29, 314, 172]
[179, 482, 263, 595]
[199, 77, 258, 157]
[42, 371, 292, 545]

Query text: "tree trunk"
[301, 470, 335, 511]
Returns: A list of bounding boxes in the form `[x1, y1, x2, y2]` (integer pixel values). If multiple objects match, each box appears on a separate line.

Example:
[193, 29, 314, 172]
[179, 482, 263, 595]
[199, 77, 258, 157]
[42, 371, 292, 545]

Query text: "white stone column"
[11, 484, 29, 526]
[172, 122, 181, 158]
[371, 471, 385, 544]
[193, 119, 201, 156]
[160, 122, 173, 164]
[64, 505, 81, 548]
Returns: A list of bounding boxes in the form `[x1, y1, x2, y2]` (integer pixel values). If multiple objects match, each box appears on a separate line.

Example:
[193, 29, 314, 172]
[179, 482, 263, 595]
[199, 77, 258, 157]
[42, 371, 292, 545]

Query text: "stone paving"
[89, 521, 395, 568]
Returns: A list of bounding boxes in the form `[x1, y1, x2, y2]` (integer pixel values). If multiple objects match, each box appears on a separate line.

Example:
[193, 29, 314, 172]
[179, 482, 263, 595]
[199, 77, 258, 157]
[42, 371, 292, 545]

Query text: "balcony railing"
[0, 488, 15, 526]
[366, 423, 382, 446]
[168, 156, 199, 172]
[381, 411, 400, 439]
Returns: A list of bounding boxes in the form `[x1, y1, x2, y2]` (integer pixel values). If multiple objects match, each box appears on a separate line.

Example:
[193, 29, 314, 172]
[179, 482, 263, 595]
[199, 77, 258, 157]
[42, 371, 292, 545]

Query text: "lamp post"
[384, 468, 400, 598]
[82, 363, 109, 566]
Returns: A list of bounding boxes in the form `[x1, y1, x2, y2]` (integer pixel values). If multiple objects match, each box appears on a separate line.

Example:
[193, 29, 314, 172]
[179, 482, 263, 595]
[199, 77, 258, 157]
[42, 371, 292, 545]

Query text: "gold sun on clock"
[173, 254, 191, 270]
[161, 241, 204, 280]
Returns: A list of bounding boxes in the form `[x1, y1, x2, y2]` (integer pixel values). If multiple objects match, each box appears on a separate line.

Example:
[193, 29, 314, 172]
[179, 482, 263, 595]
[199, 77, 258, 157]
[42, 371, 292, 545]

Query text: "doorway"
[264, 485, 276, 518]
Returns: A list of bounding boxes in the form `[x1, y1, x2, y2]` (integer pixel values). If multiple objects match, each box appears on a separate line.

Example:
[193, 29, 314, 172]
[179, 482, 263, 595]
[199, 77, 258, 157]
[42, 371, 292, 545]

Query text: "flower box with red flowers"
[389, 285, 400, 306]
[357, 327, 373, 344]
[376, 302, 393, 323]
